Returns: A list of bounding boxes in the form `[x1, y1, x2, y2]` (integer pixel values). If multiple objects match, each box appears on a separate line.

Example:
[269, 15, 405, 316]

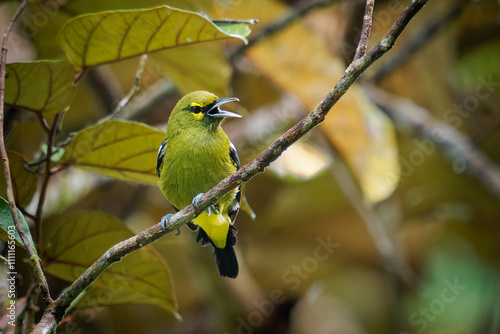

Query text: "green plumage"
[157, 91, 242, 278]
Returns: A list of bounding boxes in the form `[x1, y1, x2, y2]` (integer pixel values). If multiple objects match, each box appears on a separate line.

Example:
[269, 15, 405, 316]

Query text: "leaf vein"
[196, 20, 208, 43]
[86, 131, 161, 155]
[175, 15, 189, 46]
[50, 229, 124, 260]
[117, 14, 140, 59]
[40, 62, 53, 111]
[145, 11, 170, 53]
[82, 14, 109, 68]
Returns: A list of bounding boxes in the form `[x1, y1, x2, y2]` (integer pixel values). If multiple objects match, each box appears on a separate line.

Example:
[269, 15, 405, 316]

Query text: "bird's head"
[169, 91, 241, 132]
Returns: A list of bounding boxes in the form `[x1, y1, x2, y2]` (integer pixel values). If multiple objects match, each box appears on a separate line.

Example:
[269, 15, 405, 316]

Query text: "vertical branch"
[354, 0, 375, 60]
[35, 113, 62, 248]
[0, 0, 53, 304]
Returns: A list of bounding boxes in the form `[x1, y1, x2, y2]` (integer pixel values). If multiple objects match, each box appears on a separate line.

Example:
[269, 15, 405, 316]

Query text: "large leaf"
[58, 5, 251, 69]
[44, 211, 178, 315]
[0, 150, 37, 206]
[60, 120, 164, 184]
[0, 197, 37, 254]
[235, 0, 400, 203]
[5, 60, 76, 117]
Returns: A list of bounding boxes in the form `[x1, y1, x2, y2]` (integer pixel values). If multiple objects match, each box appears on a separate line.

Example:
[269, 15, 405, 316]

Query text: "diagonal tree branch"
[0, 0, 53, 305]
[32, 1, 429, 332]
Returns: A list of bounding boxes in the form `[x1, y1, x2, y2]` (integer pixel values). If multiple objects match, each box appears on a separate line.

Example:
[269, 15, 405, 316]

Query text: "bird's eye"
[190, 105, 202, 114]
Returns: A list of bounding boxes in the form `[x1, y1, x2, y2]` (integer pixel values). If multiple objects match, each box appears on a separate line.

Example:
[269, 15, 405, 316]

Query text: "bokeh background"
[1, 0, 500, 333]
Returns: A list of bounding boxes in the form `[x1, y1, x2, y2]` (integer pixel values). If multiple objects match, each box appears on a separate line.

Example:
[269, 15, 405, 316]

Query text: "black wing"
[229, 141, 240, 169]
[228, 141, 241, 224]
[156, 138, 167, 177]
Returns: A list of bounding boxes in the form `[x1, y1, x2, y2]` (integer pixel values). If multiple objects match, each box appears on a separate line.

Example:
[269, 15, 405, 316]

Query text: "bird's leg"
[193, 193, 218, 216]
[160, 213, 181, 235]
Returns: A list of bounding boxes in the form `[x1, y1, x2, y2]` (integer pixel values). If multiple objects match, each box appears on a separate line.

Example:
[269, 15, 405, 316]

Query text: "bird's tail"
[196, 226, 239, 278]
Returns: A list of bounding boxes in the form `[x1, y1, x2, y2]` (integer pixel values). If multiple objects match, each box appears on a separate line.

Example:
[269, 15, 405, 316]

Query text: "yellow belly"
[194, 210, 230, 248]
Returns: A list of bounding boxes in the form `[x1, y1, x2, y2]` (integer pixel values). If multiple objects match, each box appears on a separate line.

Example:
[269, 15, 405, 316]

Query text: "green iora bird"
[157, 90, 242, 278]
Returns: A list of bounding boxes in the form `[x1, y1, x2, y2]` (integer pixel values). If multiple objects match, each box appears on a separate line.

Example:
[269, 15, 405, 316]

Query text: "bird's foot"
[160, 214, 180, 235]
[193, 193, 218, 216]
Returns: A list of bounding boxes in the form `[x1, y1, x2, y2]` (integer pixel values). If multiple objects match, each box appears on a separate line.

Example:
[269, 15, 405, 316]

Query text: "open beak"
[207, 97, 241, 118]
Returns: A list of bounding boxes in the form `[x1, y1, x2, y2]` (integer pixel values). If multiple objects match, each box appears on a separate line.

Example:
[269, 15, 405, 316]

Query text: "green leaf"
[5, 60, 76, 117]
[0, 151, 38, 206]
[60, 120, 164, 184]
[58, 5, 251, 69]
[216, 22, 252, 39]
[0, 197, 37, 254]
[44, 211, 178, 315]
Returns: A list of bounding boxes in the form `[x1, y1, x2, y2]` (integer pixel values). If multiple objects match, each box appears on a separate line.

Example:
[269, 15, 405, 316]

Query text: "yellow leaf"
[234, 0, 400, 203]
[153, 42, 231, 97]
[0, 150, 38, 206]
[269, 142, 331, 181]
[322, 87, 401, 203]
[58, 5, 251, 69]
[44, 211, 178, 315]
[5, 60, 76, 117]
[60, 120, 164, 184]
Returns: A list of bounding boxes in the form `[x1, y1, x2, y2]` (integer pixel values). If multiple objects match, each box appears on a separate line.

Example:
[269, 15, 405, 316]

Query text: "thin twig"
[32, 1, 428, 332]
[35, 113, 51, 134]
[354, 0, 375, 60]
[19, 205, 37, 221]
[373, 0, 467, 80]
[103, 55, 148, 121]
[0, 0, 52, 305]
[229, 0, 345, 61]
[367, 85, 500, 202]
[35, 113, 62, 248]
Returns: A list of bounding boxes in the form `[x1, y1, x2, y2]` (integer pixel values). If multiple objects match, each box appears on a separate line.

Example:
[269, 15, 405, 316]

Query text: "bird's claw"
[192, 193, 204, 209]
[192, 193, 219, 216]
[160, 213, 174, 232]
[205, 205, 219, 217]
